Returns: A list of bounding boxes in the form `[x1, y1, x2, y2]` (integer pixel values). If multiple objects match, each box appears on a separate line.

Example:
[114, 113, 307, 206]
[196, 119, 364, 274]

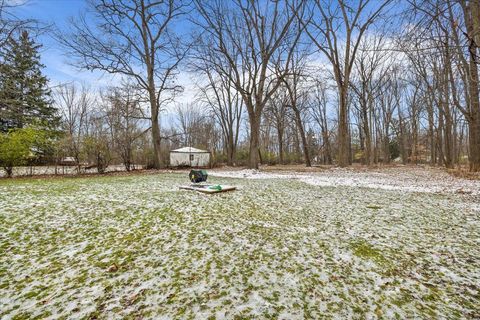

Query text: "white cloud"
[4, 0, 29, 6]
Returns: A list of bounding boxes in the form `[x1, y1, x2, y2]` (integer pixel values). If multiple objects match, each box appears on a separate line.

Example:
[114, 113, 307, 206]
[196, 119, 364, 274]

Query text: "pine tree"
[0, 30, 58, 132]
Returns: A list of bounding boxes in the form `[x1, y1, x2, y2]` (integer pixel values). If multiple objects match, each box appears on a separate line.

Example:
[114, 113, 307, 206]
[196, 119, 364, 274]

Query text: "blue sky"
[11, 0, 120, 88]
[10, 0, 198, 128]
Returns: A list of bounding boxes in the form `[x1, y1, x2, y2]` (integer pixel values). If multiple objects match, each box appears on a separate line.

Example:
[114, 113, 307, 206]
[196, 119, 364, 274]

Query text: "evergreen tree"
[0, 30, 58, 132]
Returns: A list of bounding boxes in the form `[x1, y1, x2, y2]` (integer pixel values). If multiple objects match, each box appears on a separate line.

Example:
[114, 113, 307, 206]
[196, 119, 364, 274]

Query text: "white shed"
[169, 147, 210, 167]
[60, 157, 77, 166]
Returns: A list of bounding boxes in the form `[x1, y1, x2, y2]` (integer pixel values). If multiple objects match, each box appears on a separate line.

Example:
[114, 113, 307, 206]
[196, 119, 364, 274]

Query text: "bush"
[234, 148, 250, 166]
[389, 140, 400, 161]
[82, 136, 111, 173]
[260, 150, 278, 165]
[0, 127, 48, 177]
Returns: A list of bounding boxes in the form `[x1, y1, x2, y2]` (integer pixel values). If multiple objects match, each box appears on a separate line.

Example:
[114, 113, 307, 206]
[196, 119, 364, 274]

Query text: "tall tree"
[193, 0, 306, 169]
[303, 0, 393, 166]
[460, 0, 480, 171]
[282, 50, 312, 167]
[176, 103, 206, 148]
[103, 83, 146, 171]
[309, 79, 333, 164]
[195, 64, 243, 166]
[0, 30, 57, 132]
[54, 83, 91, 170]
[57, 0, 188, 169]
[265, 90, 290, 164]
[350, 35, 390, 165]
[406, 0, 480, 171]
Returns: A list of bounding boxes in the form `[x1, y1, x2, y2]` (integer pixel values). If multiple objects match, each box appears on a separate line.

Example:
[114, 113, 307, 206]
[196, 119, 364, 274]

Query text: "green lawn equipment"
[180, 170, 236, 194]
[189, 170, 208, 183]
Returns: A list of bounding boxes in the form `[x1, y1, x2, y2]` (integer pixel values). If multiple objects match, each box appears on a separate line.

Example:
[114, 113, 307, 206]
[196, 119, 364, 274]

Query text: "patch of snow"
[210, 166, 480, 196]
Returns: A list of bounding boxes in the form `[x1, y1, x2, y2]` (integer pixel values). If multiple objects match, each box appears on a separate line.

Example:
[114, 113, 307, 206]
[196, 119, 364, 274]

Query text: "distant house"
[169, 147, 210, 167]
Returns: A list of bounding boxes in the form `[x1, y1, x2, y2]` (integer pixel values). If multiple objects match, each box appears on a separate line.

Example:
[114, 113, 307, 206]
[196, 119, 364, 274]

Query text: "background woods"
[1, 0, 479, 176]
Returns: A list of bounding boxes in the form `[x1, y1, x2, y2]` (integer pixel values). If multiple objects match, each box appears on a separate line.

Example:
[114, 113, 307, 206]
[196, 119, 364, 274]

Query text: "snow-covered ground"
[211, 166, 480, 196]
[0, 170, 479, 319]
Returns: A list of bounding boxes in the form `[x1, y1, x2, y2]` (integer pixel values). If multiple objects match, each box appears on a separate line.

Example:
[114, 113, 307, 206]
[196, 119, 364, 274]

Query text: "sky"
[8, 0, 399, 129]
[10, 0, 196, 109]
[9, 0, 345, 92]
[9, 0, 203, 128]
[11, 0, 112, 87]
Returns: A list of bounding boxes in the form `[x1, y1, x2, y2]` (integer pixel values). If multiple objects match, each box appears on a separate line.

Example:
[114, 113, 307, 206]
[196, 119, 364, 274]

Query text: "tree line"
[1, 0, 479, 177]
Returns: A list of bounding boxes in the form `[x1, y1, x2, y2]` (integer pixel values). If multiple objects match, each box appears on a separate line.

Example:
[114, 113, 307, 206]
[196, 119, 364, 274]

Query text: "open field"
[1, 169, 479, 319]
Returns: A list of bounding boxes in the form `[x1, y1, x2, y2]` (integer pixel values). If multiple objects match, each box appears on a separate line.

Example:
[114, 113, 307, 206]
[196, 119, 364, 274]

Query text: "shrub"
[0, 127, 48, 177]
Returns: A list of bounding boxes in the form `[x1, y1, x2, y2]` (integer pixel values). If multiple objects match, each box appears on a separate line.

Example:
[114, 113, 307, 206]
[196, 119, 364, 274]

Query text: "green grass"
[350, 240, 389, 265]
[0, 173, 479, 319]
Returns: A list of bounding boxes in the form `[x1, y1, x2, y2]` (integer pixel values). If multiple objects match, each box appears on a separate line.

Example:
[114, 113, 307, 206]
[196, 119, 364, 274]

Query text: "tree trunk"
[320, 112, 332, 165]
[438, 113, 445, 166]
[4, 167, 13, 178]
[124, 159, 131, 172]
[248, 115, 260, 169]
[427, 100, 436, 165]
[398, 109, 408, 165]
[383, 129, 390, 164]
[226, 148, 234, 167]
[338, 86, 350, 167]
[277, 127, 284, 165]
[467, 41, 480, 172]
[358, 122, 365, 164]
[293, 125, 301, 161]
[363, 112, 372, 165]
[444, 111, 454, 168]
[463, 0, 480, 171]
[322, 131, 332, 165]
[151, 112, 162, 169]
[226, 132, 234, 166]
[470, 115, 480, 171]
[293, 108, 311, 167]
[441, 47, 455, 168]
[411, 112, 418, 165]
[97, 153, 105, 174]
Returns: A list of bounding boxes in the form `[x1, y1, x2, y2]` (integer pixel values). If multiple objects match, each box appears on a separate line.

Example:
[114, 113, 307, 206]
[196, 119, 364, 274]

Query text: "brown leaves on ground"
[107, 263, 118, 273]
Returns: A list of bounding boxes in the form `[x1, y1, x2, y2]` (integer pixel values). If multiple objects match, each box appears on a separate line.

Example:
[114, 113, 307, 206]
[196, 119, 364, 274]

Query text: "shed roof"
[170, 147, 209, 153]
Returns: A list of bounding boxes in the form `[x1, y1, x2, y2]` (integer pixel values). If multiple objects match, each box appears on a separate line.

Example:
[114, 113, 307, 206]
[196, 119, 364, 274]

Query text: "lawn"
[0, 172, 479, 319]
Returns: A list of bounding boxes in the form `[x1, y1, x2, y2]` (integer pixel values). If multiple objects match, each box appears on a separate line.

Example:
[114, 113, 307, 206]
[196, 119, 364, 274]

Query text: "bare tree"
[459, 0, 480, 171]
[196, 64, 243, 166]
[309, 79, 333, 164]
[193, 0, 306, 169]
[54, 83, 91, 171]
[56, 0, 189, 169]
[382, 69, 402, 164]
[282, 50, 312, 166]
[405, 0, 479, 170]
[265, 90, 290, 164]
[350, 35, 391, 165]
[84, 111, 112, 173]
[303, 0, 393, 167]
[103, 83, 146, 171]
[176, 103, 206, 148]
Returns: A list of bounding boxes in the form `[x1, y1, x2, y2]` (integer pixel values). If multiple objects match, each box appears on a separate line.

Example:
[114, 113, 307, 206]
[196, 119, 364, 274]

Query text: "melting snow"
[210, 166, 480, 196]
[0, 170, 479, 319]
